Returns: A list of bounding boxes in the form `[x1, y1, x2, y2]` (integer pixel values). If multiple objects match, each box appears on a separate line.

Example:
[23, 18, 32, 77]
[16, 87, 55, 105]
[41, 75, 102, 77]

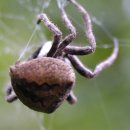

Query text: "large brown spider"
[6, 0, 118, 113]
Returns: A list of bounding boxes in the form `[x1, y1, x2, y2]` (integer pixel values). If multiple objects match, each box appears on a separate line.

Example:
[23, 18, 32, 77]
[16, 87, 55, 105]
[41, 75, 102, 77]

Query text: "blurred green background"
[0, 0, 130, 130]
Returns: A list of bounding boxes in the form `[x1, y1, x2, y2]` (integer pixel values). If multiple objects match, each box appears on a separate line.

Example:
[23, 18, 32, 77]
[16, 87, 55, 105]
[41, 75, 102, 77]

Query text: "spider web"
[0, 0, 51, 130]
[0, 0, 130, 130]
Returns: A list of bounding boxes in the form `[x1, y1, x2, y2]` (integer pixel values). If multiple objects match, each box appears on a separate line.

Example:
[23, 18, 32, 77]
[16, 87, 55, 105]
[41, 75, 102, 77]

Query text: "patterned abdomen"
[10, 57, 75, 113]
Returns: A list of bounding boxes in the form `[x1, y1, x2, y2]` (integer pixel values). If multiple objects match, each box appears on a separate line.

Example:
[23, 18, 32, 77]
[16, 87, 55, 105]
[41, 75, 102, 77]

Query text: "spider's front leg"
[37, 13, 62, 57]
[54, 1, 76, 57]
[67, 38, 119, 78]
[64, 0, 96, 55]
[5, 85, 18, 103]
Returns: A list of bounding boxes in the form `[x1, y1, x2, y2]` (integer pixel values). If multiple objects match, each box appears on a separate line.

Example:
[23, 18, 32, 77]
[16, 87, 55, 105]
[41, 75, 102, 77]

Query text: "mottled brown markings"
[11, 77, 73, 113]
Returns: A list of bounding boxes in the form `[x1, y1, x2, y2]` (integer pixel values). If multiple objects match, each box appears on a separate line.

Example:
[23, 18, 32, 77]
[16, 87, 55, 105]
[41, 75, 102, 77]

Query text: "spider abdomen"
[10, 57, 75, 113]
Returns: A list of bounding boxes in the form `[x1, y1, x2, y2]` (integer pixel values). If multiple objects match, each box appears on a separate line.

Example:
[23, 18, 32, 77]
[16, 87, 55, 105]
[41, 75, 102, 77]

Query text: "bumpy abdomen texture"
[10, 57, 75, 113]
[10, 57, 75, 85]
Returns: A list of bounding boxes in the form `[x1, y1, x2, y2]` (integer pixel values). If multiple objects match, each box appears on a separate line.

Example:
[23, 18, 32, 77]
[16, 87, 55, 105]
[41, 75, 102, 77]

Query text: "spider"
[6, 0, 118, 113]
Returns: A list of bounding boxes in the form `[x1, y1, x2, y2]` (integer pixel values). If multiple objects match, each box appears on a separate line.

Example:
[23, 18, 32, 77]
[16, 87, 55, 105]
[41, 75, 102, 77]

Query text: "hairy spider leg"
[37, 13, 62, 57]
[67, 38, 119, 78]
[63, 0, 96, 55]
[53, 1, 76, 57]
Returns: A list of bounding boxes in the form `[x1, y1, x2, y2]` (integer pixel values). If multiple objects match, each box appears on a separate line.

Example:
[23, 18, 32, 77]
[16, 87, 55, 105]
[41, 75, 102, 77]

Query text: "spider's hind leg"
[67, 38, 119, 78]
[5, 85, 18, 103]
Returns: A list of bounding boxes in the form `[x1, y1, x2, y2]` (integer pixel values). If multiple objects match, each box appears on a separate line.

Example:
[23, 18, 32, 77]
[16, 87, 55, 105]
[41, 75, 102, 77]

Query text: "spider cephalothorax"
[6, 0, 118, 113]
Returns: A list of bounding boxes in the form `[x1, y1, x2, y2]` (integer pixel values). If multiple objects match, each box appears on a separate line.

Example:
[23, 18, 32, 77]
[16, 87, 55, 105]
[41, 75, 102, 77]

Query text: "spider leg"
[63, 58, 77, 104]
[66, 91, 77, 104]
[63, 0, 96, 55]
[29, 46, 42, 59]
[37, 13, 62, 57]
[64, 45, 93, 55]
[67, 38, 119, 78]
[29, 41, 53, 60]
[5, 85, 18, 103]
[54, 1, 76, 57]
